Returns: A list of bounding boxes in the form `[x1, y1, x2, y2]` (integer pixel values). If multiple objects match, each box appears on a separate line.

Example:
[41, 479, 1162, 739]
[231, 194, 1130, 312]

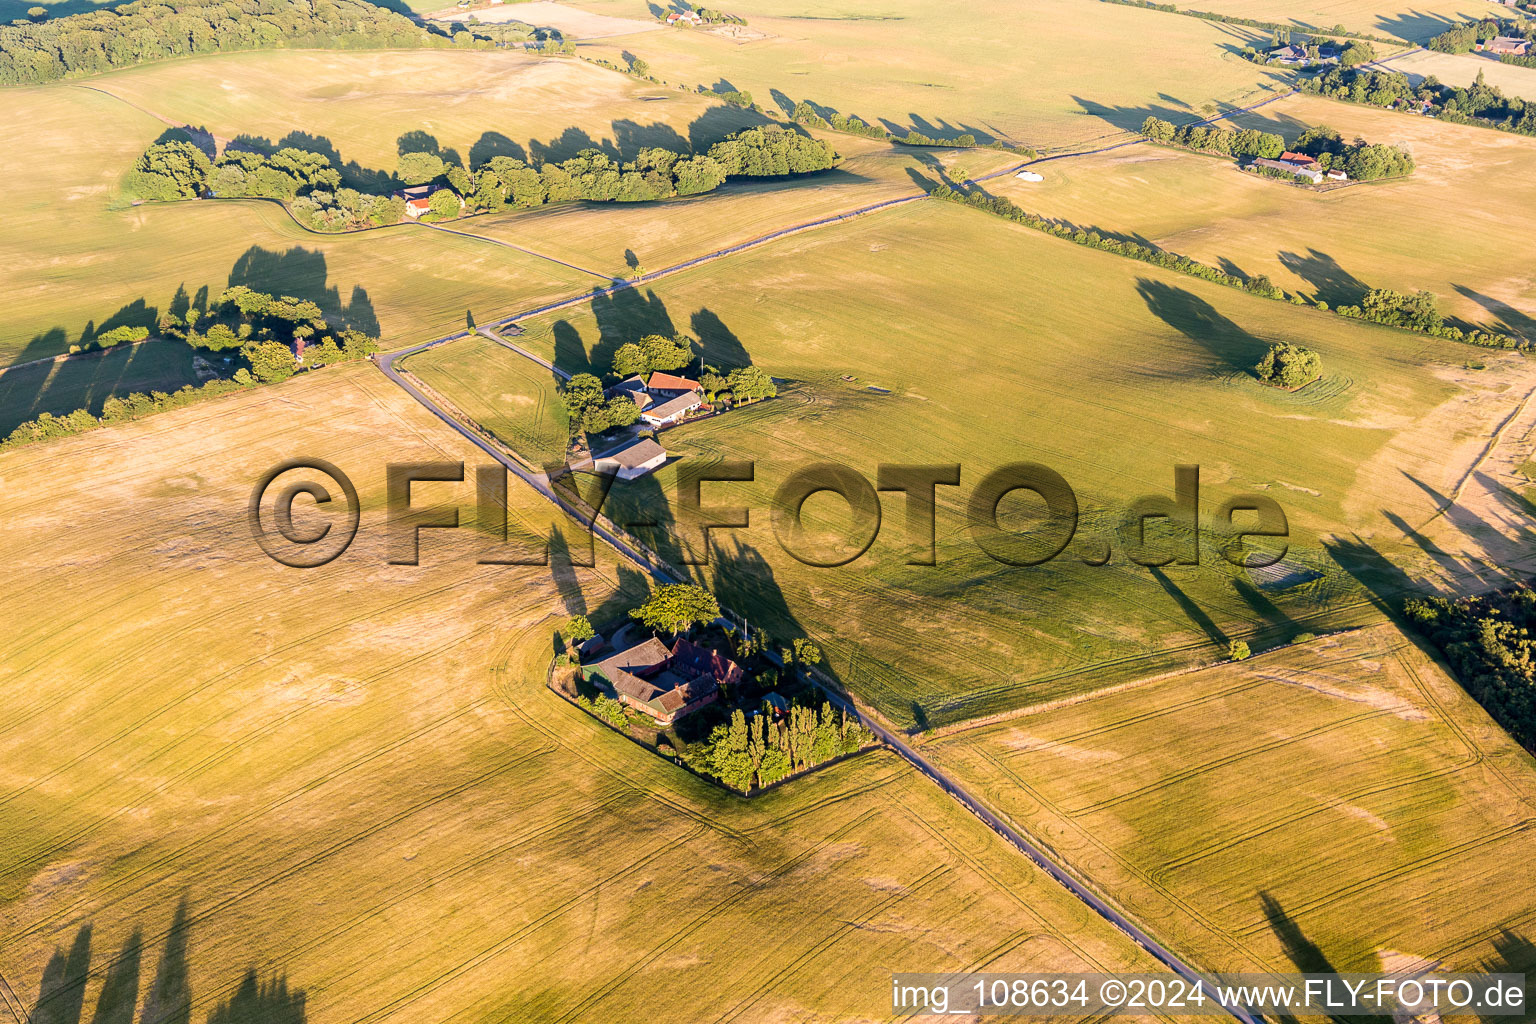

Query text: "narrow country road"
[373, 187, 1264, 1024]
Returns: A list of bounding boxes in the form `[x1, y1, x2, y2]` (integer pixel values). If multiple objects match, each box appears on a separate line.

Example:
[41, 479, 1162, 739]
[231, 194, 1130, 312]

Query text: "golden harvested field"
[570, 0, 1295, 150]
[924, 623, 1536, 979]
[457, 198, 1536, 727]
[990, 93, 1536, 333]
[0, 362, 1168, 1023]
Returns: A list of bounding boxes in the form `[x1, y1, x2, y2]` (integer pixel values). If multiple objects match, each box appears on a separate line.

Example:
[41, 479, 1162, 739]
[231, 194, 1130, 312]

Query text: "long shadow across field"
[29, 899, 305, 1024]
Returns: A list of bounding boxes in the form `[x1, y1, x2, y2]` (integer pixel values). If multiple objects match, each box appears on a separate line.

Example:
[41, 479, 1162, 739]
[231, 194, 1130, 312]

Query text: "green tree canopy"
[398, 150, 446, 185]
[126, 139, 211, 201]
[630, 583, 720, 635]
[1255, 342, 1322, 388]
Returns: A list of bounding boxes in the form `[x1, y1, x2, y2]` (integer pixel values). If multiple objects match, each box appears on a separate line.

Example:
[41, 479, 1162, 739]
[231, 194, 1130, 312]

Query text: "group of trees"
[4, 284, 379, 449]
[1139, 116, 1285, 158]
[1405, 587, 1536, 750]
[127, 126, 839, 230]
[1301, 66, 1536, 137]
[1289, 123, 1416, 181]
[630, 583, 721, 635]
[685, 703, 873, 792]
[1255, 342, 1322, 388]
[560, 373, 643, 435]
[1333, 288, 1519, 347]
[789, 98, 1032, 153]
[0, 0, 476, 85]
[1246, 36, 1375, 66]
[1427, 17, 1534, 54]
[611, 333, 695, 377]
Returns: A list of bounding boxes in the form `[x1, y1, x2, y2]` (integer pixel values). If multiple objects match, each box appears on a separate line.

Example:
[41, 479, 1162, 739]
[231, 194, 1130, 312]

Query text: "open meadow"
[989, 92, 1536, 334]
[924, 623, 1536, 981]
[570, 0, 1295, 151]
[1391, 46, 1536, 94]
[433, 197, 1535, 728]
[0, 362, 1171, 1023]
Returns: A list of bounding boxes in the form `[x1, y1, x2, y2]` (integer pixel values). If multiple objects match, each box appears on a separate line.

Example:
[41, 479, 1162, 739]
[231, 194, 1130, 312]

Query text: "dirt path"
[416, 221, 613, 281]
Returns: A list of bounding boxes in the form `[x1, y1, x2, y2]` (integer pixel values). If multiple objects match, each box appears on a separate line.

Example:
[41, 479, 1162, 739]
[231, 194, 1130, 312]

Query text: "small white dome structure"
[1014, 169, 1044, 182]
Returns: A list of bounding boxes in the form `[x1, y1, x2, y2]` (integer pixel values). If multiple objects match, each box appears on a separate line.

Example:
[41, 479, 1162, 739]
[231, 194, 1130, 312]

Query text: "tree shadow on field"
[586, 563, 651, 633]
[29, 898, 306, 1024]
[1375, 11, 1460, 43]
[470, 131, 528, 168]
[611, 120, 689, 161]
[528, 126, 616, 165]
[1260, 892, 1380, 1022]
[689, 308, 752, 370]
[1454, 284, 1536, 343]
[1135, 278, 1270, 374]
[1148, 567, 1228, 646]
[1480, 929, 1536, 1022]
[551, 319, 592, 379]
[589, 288, 675, 373]
[686, 105, 772, 153]
[1278, 249, 1369, 308]
[1322, 532, 1429, 612]
[1232, 576, 1297, 635]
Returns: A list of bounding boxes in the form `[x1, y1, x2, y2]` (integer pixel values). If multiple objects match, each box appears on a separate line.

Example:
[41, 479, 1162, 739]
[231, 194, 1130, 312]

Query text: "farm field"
[461, 134, 1012, 279]
[446, 197, 1532, 728]
[0, 340, 200, 438]
[0, 83, 600, 369]
[989, 93, 1536, 333]
[570, 0, 1295, 150]
[0, 362, 1169, 1024]
[88, 48, 761, 172]
[923, 623, 1536, 980]
[1392, 46, 1536, 94]
[404, 333, 571, 467]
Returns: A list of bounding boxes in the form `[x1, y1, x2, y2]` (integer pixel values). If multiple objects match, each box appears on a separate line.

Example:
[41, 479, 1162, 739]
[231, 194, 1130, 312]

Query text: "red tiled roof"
[1279, 151, 1317, 166]
[647, 371, 700, 393]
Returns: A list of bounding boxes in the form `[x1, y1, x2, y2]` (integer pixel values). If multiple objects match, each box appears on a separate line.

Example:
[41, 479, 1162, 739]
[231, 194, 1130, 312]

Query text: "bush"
[1255, 342, 1322, 388]
[1229, 640, 1252, 661]
[1292, 632, 1317, 644]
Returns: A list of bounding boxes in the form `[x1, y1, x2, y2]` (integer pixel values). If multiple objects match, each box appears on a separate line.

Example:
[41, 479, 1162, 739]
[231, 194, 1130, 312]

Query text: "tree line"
[3, 285, 377, 449]
[928, 184, 1525, 350]
[0, 0, 476, 86]
[1406, 586, 1536, 751]
[1138, 116, 1414, 181]
[126, 125, 838, 230]
[1300, 65, 1536, 137]
[684, 703, 874, 792]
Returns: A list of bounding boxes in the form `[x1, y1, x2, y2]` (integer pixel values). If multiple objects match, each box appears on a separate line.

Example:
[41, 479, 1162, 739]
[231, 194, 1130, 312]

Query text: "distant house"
[1269, 43, 1308, 64]
[582, 636, 737, 724]
[591, 437, 668, 480]
[1252, 157, 1324, 183]
[666, 9, 703, 25]
[762, 691, 790, 716]
[1326, 168, 1348, 181]
[1278, 151, 1319, 168]
[604, 374, 653, 410]
[641, 391, 703, 428]
[395, 184, 434, 219]
[1485, 35, 1531, 55]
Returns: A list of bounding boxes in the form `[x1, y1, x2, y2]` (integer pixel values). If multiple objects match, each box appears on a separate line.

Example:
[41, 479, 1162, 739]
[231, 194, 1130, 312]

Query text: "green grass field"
[404, 333, 571, 467]
[570, 0, 1295, 151]
[0, 341, 200, 437]
[433, 197, 1528, 728]
[989, 92, 1536, 336]
[0, 363, 1170, 1023]
[924, 623, 1536, 981]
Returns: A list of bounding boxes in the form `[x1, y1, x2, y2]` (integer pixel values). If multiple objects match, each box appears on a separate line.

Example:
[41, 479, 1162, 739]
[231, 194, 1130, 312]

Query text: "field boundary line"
[413, 221, 613, 280]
